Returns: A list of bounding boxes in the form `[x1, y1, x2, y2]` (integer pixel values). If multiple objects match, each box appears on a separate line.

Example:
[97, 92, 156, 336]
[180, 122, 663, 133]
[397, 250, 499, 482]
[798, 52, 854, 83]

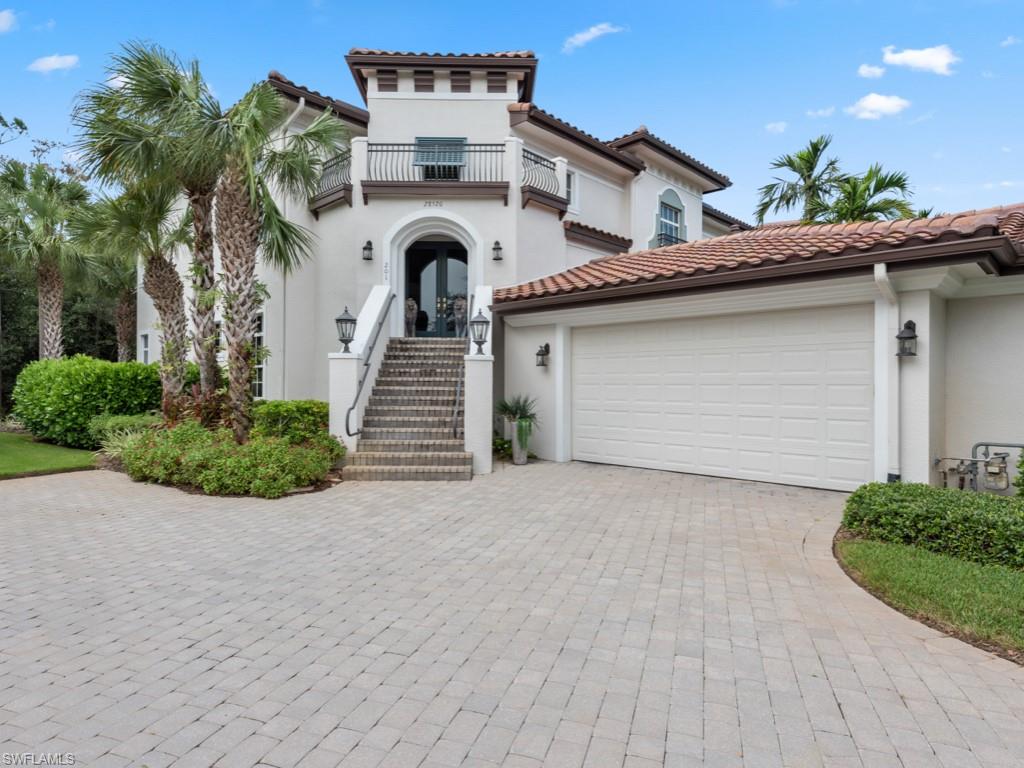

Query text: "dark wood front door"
[405, 243, 469, 338]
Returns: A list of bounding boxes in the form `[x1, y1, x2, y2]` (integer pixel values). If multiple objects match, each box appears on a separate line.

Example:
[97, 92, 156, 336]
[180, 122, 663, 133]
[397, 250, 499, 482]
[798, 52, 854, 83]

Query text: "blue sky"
[1, 0, 1021, 222]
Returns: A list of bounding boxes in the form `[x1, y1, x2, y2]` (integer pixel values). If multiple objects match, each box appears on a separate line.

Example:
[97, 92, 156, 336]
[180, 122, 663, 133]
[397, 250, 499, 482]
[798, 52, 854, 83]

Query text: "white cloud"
[764, 121, 787, 134]
[858, 63, 885, 78]
[1000, 35, 1020, 47]
[844, 93, 911, 120]
[908, 110, 935, 125]
[562, 22, 624, 53]
[882, 44, 960, 75]
[0, 9, 16, 33]
[806, 106, 835, 118]
[106, 73, 127, 89]
[34, 19, 56, 31]
[1002, 146, 1012, 153]
[27, 53, 79, 73]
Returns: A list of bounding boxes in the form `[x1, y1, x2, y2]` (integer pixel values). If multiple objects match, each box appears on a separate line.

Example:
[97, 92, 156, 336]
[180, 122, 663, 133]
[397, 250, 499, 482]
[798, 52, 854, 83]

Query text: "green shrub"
[843, 482, 1024, 570]
[89, 413, 163, 444]
[252, 400, 329, 444]
[13, 356, 162, 448]
[121, 421, 341, 499]
[99, 429, 148, 460]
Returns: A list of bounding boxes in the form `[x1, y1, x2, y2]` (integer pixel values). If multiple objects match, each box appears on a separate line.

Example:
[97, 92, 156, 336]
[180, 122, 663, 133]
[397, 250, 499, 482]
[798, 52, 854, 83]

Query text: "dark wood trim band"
[493, 236, 1017, 315]
[361, 181, 509, 205]
[563, 221, 632, 254]
[521, 186, 568, 219]
[309, 185, 352, 219]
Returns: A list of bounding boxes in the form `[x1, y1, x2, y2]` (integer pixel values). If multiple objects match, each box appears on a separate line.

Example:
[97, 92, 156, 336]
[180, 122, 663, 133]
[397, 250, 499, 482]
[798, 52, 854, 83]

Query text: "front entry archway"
[404, 241, 468, 337]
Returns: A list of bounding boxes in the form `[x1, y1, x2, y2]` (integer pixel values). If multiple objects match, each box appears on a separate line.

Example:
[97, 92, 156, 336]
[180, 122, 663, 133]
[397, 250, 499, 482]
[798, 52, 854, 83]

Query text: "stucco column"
[328, 352, 361, 454]
[464, 354, 494, 475]
[898, 290, 946, 484]
[350, 137, 368, 209]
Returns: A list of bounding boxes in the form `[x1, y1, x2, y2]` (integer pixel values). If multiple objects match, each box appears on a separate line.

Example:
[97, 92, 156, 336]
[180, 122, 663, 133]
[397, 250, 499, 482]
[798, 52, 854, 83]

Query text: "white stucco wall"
[945, 294, 1024, 475]
[502, 322, 558, 461]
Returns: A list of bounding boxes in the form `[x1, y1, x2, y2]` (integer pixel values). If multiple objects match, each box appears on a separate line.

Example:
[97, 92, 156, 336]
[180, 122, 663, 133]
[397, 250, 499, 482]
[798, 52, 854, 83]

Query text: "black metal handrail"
[655, 232, 686, 247]
[345, 293, 397, 437]
[366, 143, 505, 183]
[521, 148, 560, 196]
[451, 295, 472, 439]
[315, 153, 351, 198]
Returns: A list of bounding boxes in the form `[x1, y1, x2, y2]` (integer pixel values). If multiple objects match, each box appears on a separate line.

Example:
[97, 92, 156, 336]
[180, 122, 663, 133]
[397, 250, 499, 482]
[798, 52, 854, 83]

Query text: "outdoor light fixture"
[469, 309, 490, 354]
[335, 307, 356, 353]
[492, 240, 503, 261]
[362, 240, 373, 260]
[536, 343, 550, 367]
[896, 320, 918, 358]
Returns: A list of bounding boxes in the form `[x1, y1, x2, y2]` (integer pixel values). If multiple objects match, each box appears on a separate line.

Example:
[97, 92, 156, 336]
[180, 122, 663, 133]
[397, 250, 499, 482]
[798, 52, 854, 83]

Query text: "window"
[251, 312, 265, 399]
[566, 170, 577, 209]
[413, 70, 434, 93]
[449, 70, 471, 93]
[413, 137, 466, 181]
[140, 333, 149, 364]
[376, 69, 398, 92]
[657, 202, 683, 246]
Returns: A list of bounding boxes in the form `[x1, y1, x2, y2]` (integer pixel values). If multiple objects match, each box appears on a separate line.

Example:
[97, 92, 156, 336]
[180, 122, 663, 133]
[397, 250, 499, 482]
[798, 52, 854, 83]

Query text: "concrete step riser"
[346, 452, 473, 467]
[368, 398, 458, 408]
[363, 418, 463, 429]
[364, 407, 462, 418]
[343, 467, 472, 481]
[357, 440, 465, 453]
[378, 368, 463, 377]
[362, 429, 456, 441]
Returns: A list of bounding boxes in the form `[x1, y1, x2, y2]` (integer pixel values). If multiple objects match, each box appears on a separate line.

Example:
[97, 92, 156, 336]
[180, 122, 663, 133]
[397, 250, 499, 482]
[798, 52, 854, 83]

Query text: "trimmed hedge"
[843, 482, 1024, 570]
[121, 421, 343, 499]
[88, 413, 163, 444]
[252, 400, 330, 445]
[13, 356, 162, 448]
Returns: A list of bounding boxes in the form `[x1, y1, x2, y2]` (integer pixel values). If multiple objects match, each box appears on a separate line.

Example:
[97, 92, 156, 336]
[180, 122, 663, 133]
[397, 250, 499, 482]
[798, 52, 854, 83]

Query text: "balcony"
[520, 149, 567, 219]
[309, 153, 352, 218]
[362, 142, 508, 203]
[655, 232, 686, 247]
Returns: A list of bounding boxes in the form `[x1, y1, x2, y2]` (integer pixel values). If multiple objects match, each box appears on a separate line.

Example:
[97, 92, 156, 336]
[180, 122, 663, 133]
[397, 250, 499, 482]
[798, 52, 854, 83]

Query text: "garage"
[572, 304, 874, 491]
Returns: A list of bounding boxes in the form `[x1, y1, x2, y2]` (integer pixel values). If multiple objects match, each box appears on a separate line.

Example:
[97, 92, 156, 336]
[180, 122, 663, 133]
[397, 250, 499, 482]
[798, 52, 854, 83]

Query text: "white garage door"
[572, 304, 874, 491]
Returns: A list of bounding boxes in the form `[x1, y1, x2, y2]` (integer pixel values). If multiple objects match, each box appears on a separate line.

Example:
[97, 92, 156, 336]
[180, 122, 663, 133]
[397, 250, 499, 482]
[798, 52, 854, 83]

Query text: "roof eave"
[267, 76, 369, 128]
[611, 134, 730, 191]
[510, 107, 644, 174]
[493, 235, 1017, 314]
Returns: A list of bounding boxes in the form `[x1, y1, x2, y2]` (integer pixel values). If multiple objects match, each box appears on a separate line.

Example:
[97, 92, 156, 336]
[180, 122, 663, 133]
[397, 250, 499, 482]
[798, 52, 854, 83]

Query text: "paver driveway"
[2, 464, 1023, 768]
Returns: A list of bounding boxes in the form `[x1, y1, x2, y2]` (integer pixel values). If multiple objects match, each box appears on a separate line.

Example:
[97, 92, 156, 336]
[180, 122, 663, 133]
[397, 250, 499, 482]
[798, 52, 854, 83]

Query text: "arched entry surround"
[381, 210, 486, 337]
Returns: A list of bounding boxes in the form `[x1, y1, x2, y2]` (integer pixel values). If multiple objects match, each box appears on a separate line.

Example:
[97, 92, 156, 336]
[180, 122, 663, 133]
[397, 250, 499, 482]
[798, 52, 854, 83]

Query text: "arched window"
[650, 189, 687, 248]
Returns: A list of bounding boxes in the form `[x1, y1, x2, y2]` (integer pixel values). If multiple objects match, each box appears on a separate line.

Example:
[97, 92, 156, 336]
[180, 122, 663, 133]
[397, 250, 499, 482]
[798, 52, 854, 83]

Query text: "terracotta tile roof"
[607, 126, 730, 190]
[563, 220, 633, 252]
[702, 202, 752, 231]
[509, 104, 644, 173]
[348, 48, 535, 58]
[494, 204, 1024, 305]
[267, 71, 369, 127]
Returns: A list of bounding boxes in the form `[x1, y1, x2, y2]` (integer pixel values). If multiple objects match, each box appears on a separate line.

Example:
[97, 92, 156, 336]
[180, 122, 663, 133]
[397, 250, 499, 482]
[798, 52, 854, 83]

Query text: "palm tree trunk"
[188, 188, 220, 395]
[36, 260, 64, 360]
[115, 287, 136, 363]
[216, 167, 262, 443]
[142, 253, 188, 415]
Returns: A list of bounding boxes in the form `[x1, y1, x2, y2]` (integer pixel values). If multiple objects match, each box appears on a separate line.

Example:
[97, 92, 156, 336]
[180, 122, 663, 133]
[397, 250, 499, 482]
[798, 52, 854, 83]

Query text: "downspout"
[874, 263, 901, 482]
[277, 97, 306, 399]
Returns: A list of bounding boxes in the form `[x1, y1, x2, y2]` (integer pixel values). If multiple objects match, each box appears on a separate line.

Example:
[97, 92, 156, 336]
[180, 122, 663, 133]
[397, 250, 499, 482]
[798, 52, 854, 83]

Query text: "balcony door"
[404, 242, 469, 338]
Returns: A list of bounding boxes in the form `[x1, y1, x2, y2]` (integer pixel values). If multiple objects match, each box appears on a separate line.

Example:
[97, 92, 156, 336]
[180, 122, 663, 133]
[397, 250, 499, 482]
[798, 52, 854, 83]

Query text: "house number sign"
[423, 200, 443, 207]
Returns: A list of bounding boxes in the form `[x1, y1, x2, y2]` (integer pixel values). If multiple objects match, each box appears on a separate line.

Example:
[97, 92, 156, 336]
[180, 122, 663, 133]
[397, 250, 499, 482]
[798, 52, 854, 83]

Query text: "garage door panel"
[572, 304, 873, 491]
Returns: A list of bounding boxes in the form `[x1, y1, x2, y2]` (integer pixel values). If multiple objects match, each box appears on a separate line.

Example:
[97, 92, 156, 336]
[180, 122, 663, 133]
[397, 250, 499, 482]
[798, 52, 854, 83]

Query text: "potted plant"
[496, 395, 538, 466]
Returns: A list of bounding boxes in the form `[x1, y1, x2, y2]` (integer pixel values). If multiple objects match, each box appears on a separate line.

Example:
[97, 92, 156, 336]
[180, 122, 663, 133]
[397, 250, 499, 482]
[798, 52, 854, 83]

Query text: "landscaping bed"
[837, 481, 1024, 664]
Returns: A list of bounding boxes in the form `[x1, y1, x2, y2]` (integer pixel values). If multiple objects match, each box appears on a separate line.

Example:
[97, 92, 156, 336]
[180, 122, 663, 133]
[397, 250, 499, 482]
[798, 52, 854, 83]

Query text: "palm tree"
[71, 186, 191, 412]
[213, 82, 346, 441]
[82, 249, 137, 362]
[74, 42, 223, 396]
[755, 135, 845, 223]
[808, 164, 915, 223]
[0, 160, 89, 359]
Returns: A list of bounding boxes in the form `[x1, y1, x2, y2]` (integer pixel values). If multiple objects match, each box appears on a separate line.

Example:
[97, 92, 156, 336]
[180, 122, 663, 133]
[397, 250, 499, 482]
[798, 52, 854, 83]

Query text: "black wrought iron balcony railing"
[309, 153, 353, 217]
[365, 143, 506, 184]
[655, 232, 686, 247]
[521, 149, 559, 196]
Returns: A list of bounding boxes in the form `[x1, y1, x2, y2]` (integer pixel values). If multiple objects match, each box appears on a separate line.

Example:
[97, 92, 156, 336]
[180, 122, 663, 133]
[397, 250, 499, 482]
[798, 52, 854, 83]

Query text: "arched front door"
[404, 242, 469, 337]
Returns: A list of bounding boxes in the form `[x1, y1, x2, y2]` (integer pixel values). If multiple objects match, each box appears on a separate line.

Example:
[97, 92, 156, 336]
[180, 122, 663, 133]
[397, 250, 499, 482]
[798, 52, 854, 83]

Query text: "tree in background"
[214, 83, 345, 441]
[75, 42, 224, 396]
[755, 135, 845, 223]
[807, 164, 915, 223]
[71, 186, 190, 413]
[83, 249, 137, 362]
[0, 161, 89, 359]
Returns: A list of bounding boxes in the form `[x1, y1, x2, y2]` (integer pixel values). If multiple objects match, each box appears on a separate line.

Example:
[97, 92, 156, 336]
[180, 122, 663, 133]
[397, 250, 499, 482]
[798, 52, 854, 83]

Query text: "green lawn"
[837, 537, 1024, 657]
[0, 432, 96, 479]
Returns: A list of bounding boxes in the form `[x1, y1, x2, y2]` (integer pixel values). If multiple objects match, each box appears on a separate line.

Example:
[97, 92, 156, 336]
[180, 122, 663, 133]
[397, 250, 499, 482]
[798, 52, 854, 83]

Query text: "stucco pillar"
[328, 352, 361, 454]
[464, 354, 493, 475]
[350, 137, 368, 208]
[898, 290, 946, 484]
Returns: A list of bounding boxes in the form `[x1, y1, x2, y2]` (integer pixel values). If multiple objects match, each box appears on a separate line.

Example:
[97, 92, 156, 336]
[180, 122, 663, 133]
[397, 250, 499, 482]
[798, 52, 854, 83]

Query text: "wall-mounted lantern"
[335, 307, 356, 353]
[536, 343, 551, 367]
[896, 320, 918, 358]
[469, 309, 490, 354]
[492, 240, 503, 261]
[362, 240, 373, 260]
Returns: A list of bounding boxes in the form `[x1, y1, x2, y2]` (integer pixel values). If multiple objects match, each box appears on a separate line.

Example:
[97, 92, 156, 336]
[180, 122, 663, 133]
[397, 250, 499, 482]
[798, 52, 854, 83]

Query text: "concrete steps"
[343, 337, 472, 482]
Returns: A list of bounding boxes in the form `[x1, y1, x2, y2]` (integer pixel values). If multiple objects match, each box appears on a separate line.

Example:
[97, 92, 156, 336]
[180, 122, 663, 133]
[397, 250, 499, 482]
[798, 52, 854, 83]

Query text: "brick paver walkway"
[2, 464, 1023, 767]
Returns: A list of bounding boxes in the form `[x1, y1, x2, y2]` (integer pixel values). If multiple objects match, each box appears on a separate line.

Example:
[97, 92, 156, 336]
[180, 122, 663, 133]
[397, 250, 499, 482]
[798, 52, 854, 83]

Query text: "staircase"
[342, 337, 473, 481]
